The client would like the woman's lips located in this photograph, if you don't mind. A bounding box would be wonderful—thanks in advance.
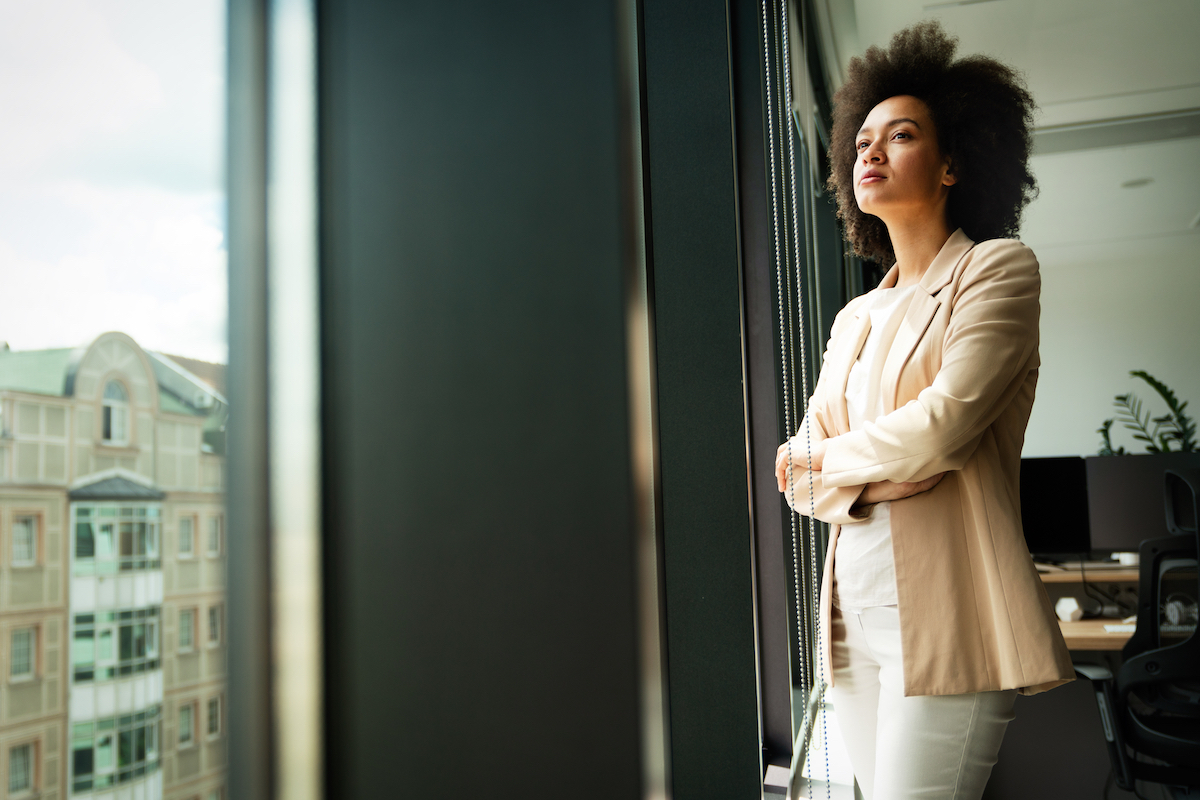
[859,174,885,185]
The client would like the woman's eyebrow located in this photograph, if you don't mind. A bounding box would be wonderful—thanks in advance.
[857,117,923,136]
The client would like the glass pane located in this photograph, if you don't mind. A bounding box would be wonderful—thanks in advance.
[119,626,133,661]
[73,630,95,666]
[76,522,96,559]
[9,745,30,792]
[118,730,132,767]
[74,746,95,778]
[97,524,114,558]
[3,4,227,794]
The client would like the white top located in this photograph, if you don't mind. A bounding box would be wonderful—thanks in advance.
[833,285,916,611]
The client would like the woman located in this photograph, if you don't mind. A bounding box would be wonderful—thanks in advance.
[774,21,1073,800]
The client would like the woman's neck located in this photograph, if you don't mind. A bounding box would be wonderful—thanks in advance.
[887,216,955,288]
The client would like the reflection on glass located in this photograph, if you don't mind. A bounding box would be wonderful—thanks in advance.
[0,1,228,798]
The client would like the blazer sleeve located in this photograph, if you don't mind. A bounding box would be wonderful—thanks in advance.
[820,240,1040,488]
[783,299,870,525]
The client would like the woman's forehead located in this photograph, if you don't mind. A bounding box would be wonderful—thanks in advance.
[858,95,933,133]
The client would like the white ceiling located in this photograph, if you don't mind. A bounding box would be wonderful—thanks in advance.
[819,0,1200,267]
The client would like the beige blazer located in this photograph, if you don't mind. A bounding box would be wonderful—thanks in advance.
[785,229,1074,697]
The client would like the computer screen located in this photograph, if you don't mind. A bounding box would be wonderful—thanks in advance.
[1086,453,1200,552]
[1020,456,1090,559]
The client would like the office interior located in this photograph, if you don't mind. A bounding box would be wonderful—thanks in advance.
[218,0,1200,799]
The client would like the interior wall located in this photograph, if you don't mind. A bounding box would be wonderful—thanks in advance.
[1023,242,1200,458]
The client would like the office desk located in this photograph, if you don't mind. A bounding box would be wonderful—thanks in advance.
[1058,618,1132,650]
[1039,566,1138,651]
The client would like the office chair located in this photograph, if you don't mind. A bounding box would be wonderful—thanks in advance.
[1077,467,1200,799]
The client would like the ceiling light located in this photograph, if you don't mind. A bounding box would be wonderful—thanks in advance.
[1120,178,1154,189]
[922,0,1004,9]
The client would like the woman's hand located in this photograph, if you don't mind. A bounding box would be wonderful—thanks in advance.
[854,472,947,507]
[775,437,827,492]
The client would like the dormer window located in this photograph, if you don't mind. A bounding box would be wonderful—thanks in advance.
[102,381,129,444]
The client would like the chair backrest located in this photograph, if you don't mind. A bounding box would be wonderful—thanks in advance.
[1115,468,1200,769]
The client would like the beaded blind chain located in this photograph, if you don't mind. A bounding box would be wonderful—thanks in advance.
[763,0,830,795]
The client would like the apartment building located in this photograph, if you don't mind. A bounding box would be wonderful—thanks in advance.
[0,332,225,800]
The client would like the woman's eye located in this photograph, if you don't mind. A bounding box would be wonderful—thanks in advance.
[856,141,869,150]
[893,131,910,140]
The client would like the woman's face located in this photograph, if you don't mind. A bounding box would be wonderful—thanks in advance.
[852,95,956,223]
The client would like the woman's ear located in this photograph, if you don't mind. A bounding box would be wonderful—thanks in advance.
[942,156,958,187]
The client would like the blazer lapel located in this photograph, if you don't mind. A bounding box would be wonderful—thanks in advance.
[822,304,873,435]
[879,229,976,413]
[880,291,940,413]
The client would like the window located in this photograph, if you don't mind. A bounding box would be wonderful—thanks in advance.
[179,609,195,653]
[11,628,35,680]
[178,515,195,557]
[71,706,161,793]
[9,743,32,794]
[12,516,37,566]
[207,605,221,647]
[206,515,222,556]
[102,381,129,444]
[179,703,195,746]
[72,609,160,682]
[73,505,161,574]
[206,696,221,738]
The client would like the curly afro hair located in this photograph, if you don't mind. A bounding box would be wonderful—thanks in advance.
[827,20,1037,267]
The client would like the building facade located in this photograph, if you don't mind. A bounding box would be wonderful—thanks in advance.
[0,333,225,800]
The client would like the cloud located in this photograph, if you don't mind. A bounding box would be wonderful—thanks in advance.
[0,0,227,363]
[0,185,228,363]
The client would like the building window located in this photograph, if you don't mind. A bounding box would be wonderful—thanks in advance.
[207,605,221,647]
[72,609,160,683]
[9,742,33,794]
[71,706,161,793]
[178,515,195,557]
[179,703,195,747]
[74,505,161,574]
[207,696,221,738]
[102,381,130,444]
[179,609,195,653]
[12,515,37,567]
[206,515,222,556]
[10,628,35,681]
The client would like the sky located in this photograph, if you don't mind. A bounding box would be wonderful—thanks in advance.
[0,0,228,363]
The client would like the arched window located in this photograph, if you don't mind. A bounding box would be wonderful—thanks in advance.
[102,381,129,444]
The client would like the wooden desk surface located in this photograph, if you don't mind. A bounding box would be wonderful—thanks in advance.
[1059,618,1132,651]
[1038,568,1140,584]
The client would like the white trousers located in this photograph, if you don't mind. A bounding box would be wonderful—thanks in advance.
[826,605,1017,800]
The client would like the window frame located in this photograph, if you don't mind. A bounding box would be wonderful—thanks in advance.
[11,513,40,568]
[178,514,196,559]
[101,380,131,446]
[178,702,196,748]
[206,695,222,739]
[206,604,222,648]
[206,514,223,558]
[7,740,37,797]
[179,608,196,653]
[72,504,162,574]
[71,609,160,683]
[10,626,37,682]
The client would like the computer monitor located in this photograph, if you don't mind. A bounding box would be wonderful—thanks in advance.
[1085,452,1200,552]
[1020,456,1091,559]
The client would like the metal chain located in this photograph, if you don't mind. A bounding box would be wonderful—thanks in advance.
[779,0,830,795]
